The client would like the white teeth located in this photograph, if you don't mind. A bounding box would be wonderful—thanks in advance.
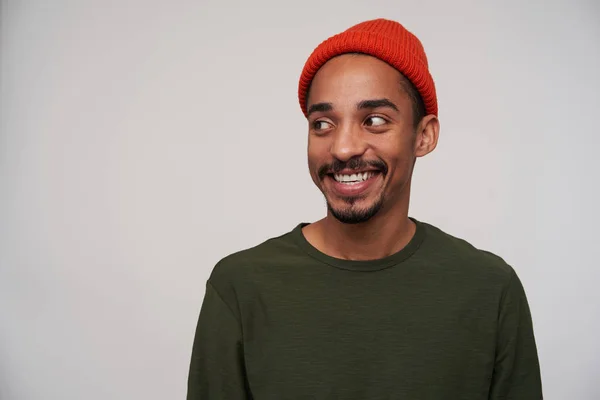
[333,172,375,183]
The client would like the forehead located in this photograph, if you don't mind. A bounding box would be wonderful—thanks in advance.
[307,54,408,108]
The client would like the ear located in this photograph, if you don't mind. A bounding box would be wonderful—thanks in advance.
[414,114,440,158]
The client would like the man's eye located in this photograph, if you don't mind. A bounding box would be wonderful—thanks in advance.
[365,116,387,127]
[313,121,333,130]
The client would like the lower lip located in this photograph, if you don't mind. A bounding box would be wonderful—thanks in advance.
[327,173,381,197]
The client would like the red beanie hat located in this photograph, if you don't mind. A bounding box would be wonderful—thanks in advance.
[298,18,437,117]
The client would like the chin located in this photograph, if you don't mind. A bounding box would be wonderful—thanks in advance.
[327,196,385,224]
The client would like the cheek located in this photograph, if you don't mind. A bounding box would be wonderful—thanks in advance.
[375,137,415,177]
[306,146,323,185]
[307,137,328,170]
[389,152,416,182]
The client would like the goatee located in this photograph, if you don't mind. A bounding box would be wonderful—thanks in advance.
[326,194,385,224]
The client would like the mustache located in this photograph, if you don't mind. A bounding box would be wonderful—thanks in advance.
[318,158,388,180]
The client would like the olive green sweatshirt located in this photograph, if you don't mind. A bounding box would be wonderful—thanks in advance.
[187,219,542,399]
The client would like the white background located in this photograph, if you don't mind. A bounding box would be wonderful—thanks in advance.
[1,0,599,399]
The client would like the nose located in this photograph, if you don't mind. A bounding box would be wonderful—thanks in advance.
[329,123,368,162]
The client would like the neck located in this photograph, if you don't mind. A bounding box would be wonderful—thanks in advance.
[305,200,416,261]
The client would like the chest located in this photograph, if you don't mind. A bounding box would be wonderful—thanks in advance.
[240,272,499,399]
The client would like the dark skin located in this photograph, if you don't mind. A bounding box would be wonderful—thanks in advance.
[302,54,440,261]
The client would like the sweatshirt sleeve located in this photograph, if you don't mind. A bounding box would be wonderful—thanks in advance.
[187,281,251,400]
[489,270,543,399]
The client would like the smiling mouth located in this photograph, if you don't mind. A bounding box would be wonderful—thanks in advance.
[330,171,380,184]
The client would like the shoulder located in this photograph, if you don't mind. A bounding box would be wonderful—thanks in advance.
[418,220,517,284]
[207,225,301,292]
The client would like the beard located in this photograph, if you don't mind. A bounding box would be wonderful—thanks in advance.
[325,192,385,224]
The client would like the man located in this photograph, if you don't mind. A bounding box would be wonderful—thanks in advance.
[187,18,543,399]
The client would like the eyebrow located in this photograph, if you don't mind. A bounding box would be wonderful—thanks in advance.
[307,102,333,117]
[357,98,399,111]
[306,98,399,117]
